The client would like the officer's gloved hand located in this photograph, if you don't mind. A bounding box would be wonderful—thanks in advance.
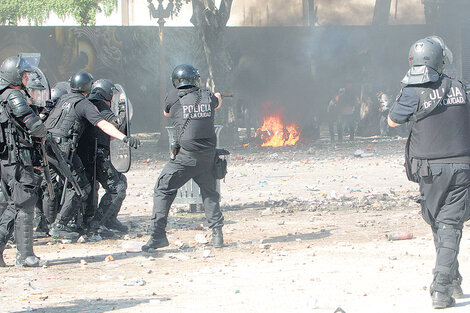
[123,136,141,149]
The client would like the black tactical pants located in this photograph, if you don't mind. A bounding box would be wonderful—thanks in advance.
[48,142,91,225]
[85,148,127,223]
[418,163,470,295]
[35,169,63,227]
[150,148,223,237]
[0,159,41,259]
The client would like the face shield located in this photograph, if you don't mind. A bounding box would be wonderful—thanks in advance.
[16,53,50,107]
[25,68,50,107]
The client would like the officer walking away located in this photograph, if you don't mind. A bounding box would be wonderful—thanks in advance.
[142,64,224,251]
[79,79,129,235]
[0,56,48,267]
[388,37,470,309]
[45,71,140,240]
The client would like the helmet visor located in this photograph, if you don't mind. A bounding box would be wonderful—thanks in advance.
[25,67,50,107]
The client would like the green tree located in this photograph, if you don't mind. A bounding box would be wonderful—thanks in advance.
[0,0,118,26]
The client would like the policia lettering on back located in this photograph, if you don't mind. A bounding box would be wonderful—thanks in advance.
[170,89,202,160]
[404,77,451,182]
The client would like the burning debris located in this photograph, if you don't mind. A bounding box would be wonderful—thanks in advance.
[251,113,301,147]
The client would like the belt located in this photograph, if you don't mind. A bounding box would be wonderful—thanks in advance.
[427,156,470,164]
[50,135,70,144]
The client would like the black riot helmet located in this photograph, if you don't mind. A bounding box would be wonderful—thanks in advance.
[69,71,94,94]
[91,79,116,101]
[0,56,27,87]
[408,38,444,74]
[50,85,69,105]
[171,64,200,89]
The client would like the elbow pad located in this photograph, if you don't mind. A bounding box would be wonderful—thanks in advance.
[7,90,32,117]
[25,115,46,138]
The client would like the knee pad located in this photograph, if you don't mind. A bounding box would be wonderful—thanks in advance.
[115,179,127,201]
[436,223,462,253]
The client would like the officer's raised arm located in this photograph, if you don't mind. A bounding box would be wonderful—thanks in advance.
[214,92,222,109]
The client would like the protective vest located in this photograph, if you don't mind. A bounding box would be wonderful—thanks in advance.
[410,77,470,159]
[0,89,35,163]
[45,93,85,139]
[170,88,216,141]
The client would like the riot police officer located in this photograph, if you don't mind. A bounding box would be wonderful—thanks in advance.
[388,37,470,308]
[78,79,128,235]
[34,82,69,235]
[0,56,48,267]
[142,64,224,251]
[45,71,140,239]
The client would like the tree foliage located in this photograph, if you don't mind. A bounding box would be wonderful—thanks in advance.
[0,0,118,26]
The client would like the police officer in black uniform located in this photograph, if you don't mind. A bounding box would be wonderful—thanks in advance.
[388,37,470,309]
[46,71,140,239]
[34,83,69,235]
[142,64,224,251]
[0,56,48,267]
[78,79,128,235]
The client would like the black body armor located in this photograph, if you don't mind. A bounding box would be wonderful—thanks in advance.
[46,93,85,139]
[0,89,43,165]
[170,89,216,142]
[410,77,470,159]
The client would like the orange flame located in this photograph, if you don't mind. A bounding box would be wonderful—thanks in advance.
[255,114,301,147]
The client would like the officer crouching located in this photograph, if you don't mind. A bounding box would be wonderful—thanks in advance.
[142,64,224,251]
[388,37,470,309]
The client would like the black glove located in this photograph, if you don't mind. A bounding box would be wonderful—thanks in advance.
[123,136,141,149]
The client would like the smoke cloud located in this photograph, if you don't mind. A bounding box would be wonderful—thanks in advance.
[228,0,425,26]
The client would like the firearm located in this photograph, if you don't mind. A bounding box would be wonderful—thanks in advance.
[39,140,55,200]
[45,134,85,202]
[58,125,83,206]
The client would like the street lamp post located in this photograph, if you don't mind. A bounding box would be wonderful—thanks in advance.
[148,0,174,147]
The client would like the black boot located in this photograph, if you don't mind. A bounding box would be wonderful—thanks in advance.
[452,279,464,299]
[89,220,114,238]
[15,210,47,267]
[432,291,455,309]
[211,227,224,248]
[142,235,169,252]
[105,216,128,233]
[50,221,80,240]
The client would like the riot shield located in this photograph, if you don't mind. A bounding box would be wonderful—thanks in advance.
[110,84,132,173]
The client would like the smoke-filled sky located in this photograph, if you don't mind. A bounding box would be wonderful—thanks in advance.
[156,0,426,27]
[43,0,426,27]
[228,0,426,26]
